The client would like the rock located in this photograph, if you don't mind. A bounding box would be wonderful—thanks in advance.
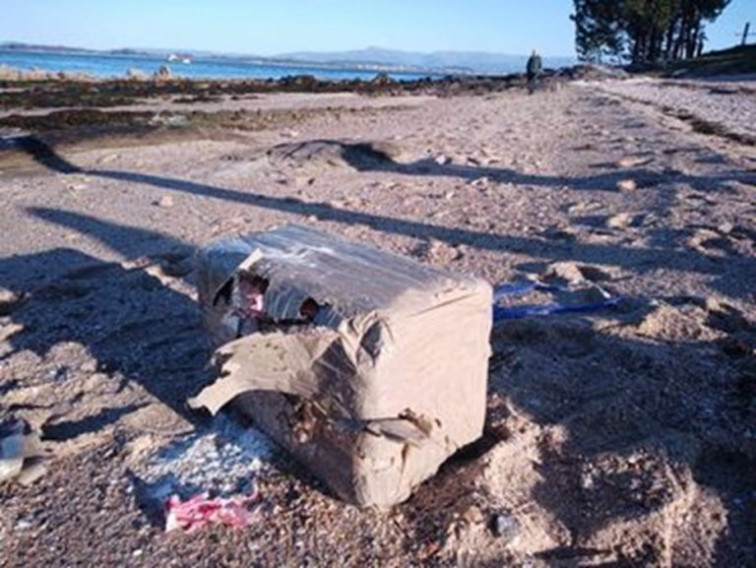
[126,68,147,80]
[607,212,633,229]
[294,176,316,188]
[156,195,175,208]
[435,155,451,166]
[470,176,489,187]
[616,179,637,192]
[0,288,22,316]
[545,261,586,284]
[616,156,652,169]
[461,505,485,525]
[717,222,734,235]
[490,511,519,542]
[154,65,172,80]
[370,72,396,86]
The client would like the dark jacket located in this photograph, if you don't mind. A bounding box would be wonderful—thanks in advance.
[526,54,542,77]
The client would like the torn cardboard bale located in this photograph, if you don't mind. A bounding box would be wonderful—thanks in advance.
[190,225,492,508]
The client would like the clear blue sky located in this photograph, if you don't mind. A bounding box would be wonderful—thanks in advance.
[1,0,752,56]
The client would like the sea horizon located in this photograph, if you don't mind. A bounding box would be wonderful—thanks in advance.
[0,48,467,82]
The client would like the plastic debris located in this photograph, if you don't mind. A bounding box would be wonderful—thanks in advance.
[165,488,260,533]
[0,419,46,485]
[132,413,272,516]
[492,281,623,321]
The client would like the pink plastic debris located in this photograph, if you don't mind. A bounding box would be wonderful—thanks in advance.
[235,274,267,320]
[164,489,259,533]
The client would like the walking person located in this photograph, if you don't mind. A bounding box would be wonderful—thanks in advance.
[526,49,542,95]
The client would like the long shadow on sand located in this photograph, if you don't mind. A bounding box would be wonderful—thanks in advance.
[0,212,210,424]
[11,135,752,298]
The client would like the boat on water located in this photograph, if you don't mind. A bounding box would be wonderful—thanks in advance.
[167,53,192,64]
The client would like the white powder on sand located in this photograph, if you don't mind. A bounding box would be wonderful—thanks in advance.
[135,414,275,502]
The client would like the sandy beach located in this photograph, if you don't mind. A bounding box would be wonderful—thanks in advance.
[1,73,754,566]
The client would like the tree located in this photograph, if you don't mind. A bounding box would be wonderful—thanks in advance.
[571,0,625,63]
[571,0,731,64]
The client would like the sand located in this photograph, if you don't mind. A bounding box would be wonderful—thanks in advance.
[0,75,754,566]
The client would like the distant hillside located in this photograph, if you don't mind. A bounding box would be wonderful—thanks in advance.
[276,46,575,74]
[0,41,97,54]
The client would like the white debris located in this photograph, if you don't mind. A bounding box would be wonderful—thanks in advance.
[135,414,274,501]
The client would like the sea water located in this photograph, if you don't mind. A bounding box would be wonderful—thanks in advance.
[0,49,439,81]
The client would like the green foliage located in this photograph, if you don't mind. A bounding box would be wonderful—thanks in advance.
[571,0,732,64]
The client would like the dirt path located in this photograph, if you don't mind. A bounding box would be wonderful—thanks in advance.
[1,79,754,566]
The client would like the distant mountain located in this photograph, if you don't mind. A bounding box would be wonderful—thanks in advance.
[275,46,575,74]
[0,41,97,54]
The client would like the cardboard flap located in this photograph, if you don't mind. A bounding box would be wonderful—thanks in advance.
[189,327,343,414]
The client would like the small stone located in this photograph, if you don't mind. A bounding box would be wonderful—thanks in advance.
[470,176,489,187]
[294,176,315,187]
[607,213,633,229]
[156,195,175,208]
[0,288,22,316]
[616,156,651,169]
[717,222,734,235]
[435,155,450,165]
[15,519,33,531]
[444,190,456,201]
[461,505,485,524]
[616,179,637,192]
[132,549,143,558]
[490,512,519,543]
[546,261,586,284]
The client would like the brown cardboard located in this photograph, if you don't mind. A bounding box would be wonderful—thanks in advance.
[190,225,492,508]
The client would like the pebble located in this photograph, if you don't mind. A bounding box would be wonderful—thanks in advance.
[616,179,637,192]
[607,212,633,229]
[717,222,734,235]
[0,288,21,316]
[490,511,519,543]
[15,519,33,531]
[616,156,649,169]
[435,155,450,165]
[156,195,175,208]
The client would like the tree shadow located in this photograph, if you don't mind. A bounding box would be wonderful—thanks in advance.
[266,138,756,194]
[9,135,749,299]
[0,212,211,419]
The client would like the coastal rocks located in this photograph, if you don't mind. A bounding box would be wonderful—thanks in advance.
[154,65,172,80]
[126,68,148,80]
[370,72,396,87]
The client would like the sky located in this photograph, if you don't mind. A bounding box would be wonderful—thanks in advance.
[0,0,752,57]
